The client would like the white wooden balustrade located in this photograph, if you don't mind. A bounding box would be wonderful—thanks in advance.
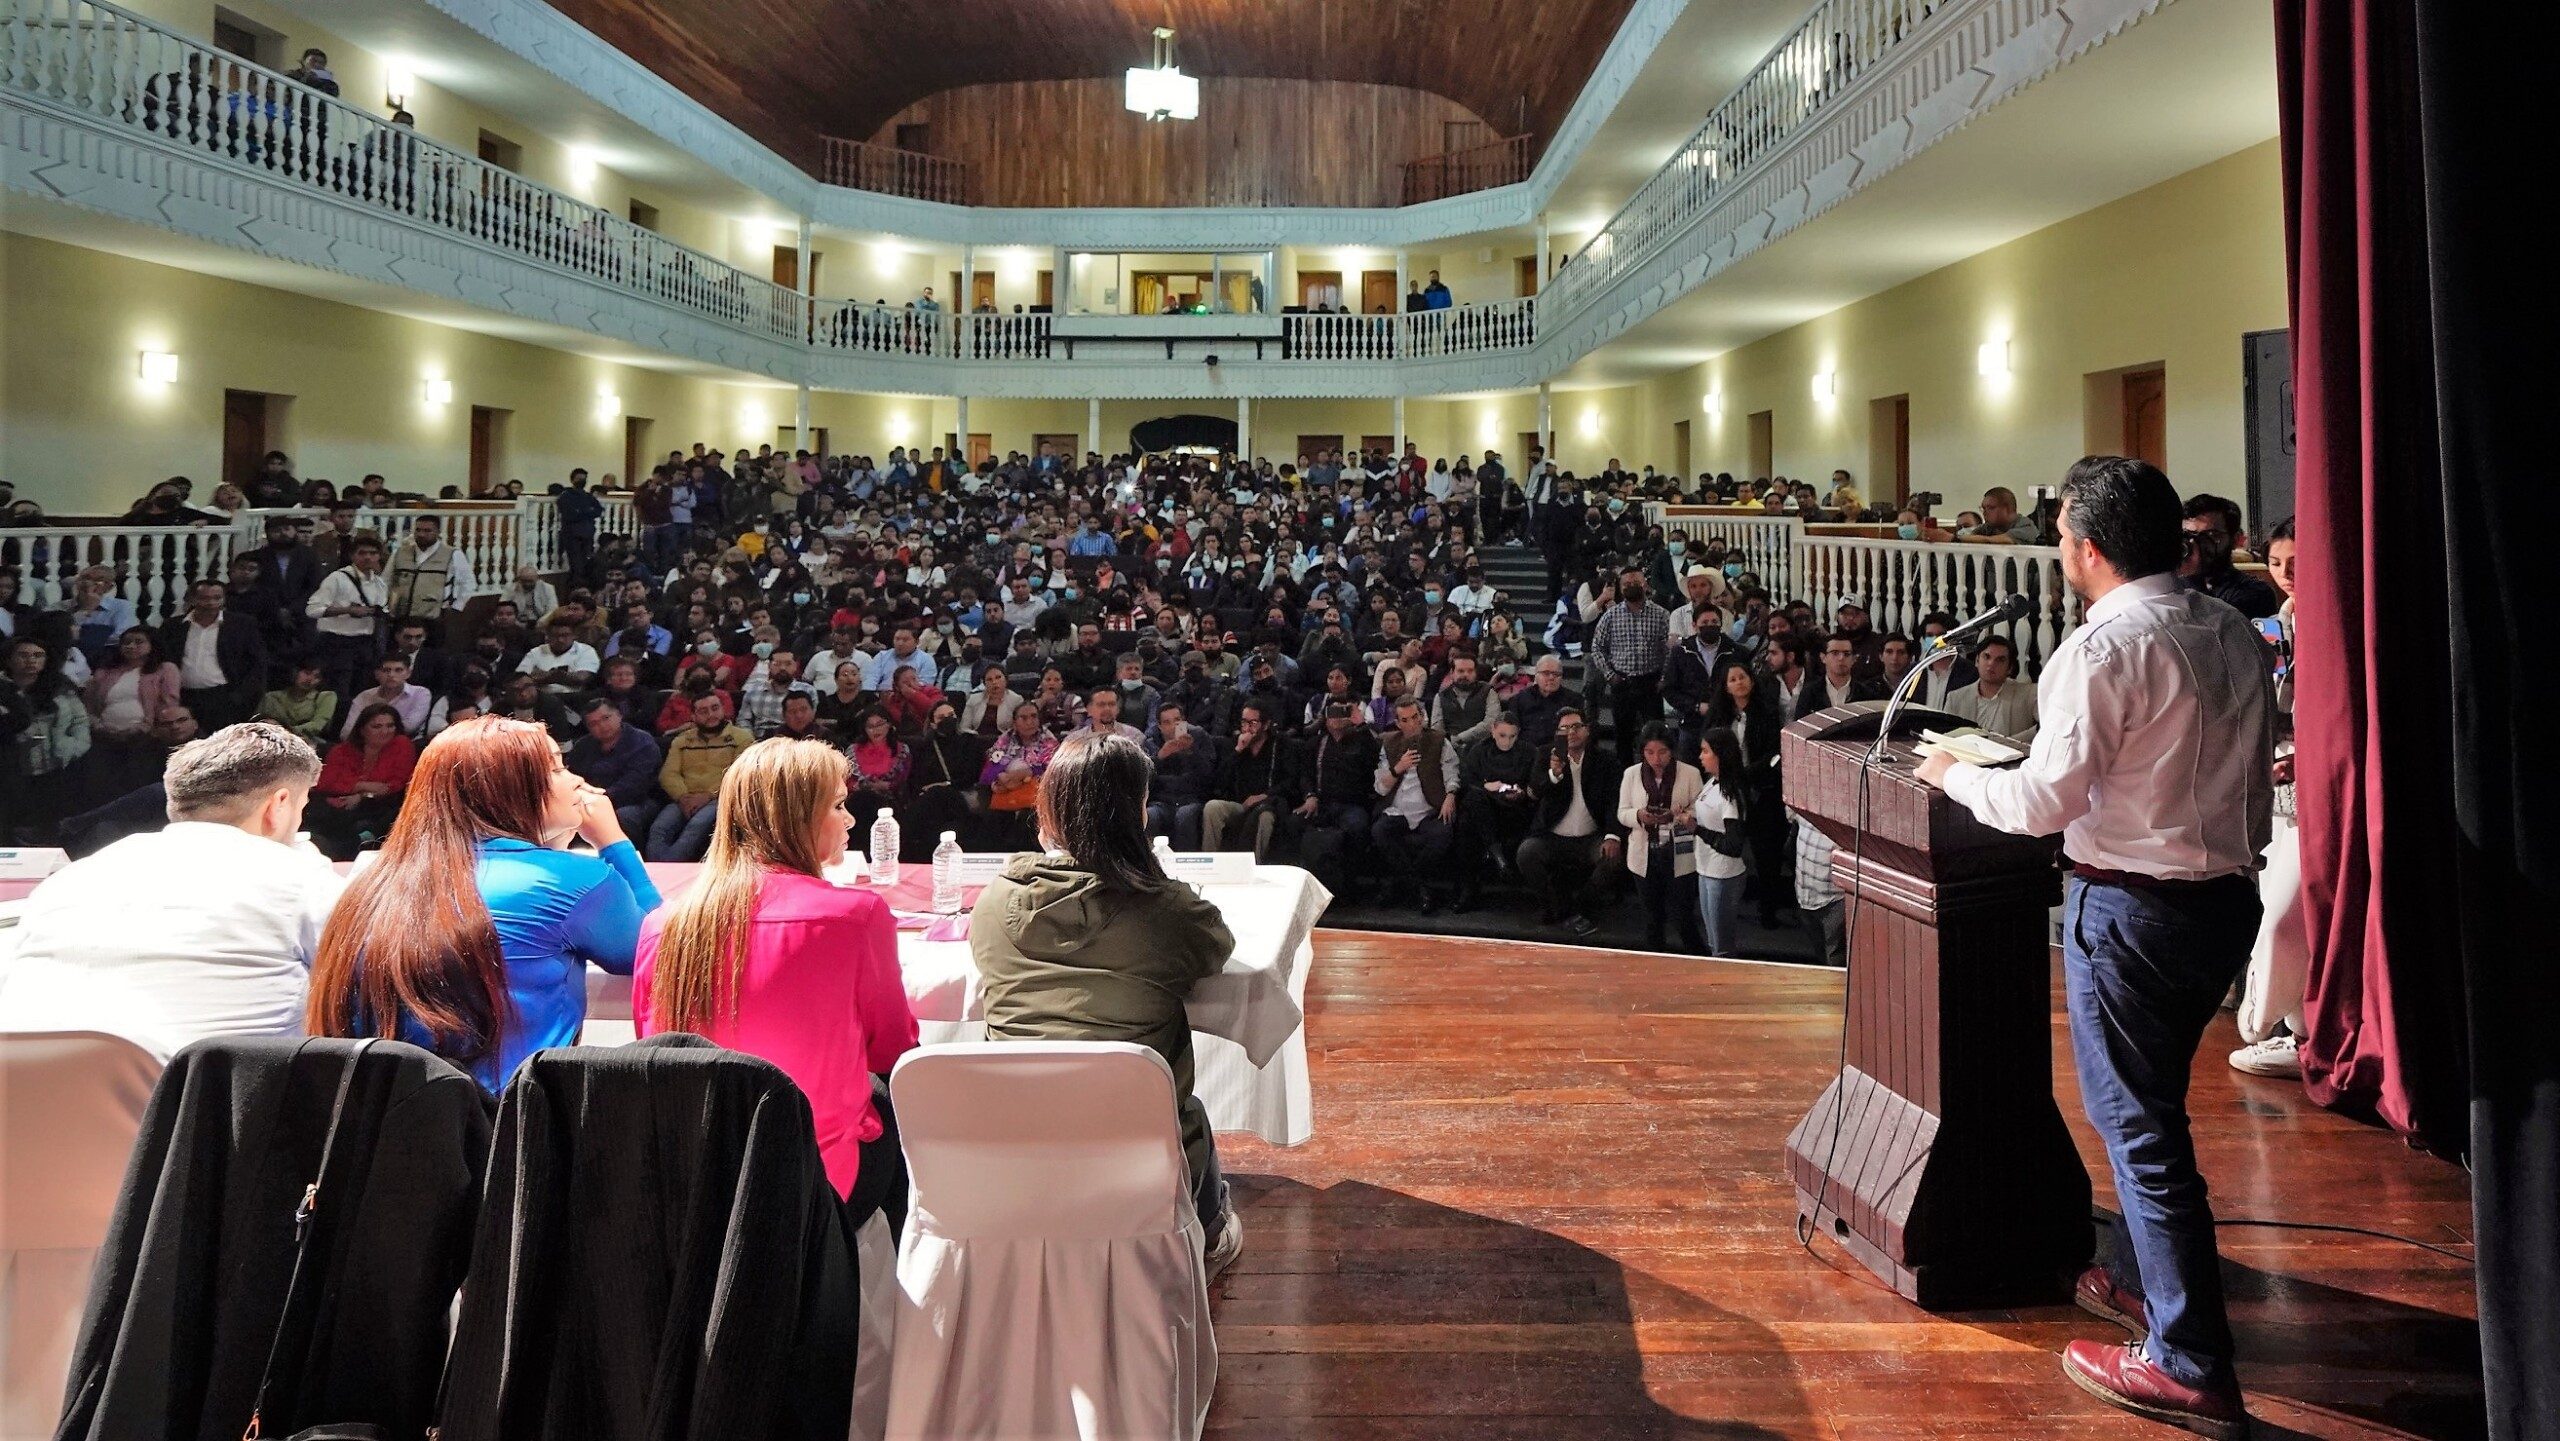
[1648,507,2088,676]
[0,0,804,345]
[1279,298,1538,362]
[1,495,644,627]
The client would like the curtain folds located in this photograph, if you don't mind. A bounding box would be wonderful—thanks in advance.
[2275,2,2556,1436]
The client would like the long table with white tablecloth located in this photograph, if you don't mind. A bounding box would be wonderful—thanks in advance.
[583,860,1329,1146]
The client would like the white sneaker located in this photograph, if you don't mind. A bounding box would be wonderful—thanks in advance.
[1203,1209,1245,1284]
[2228,1033,2301,1078]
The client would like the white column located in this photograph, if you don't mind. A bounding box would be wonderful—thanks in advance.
[1395,249,1409,308]
[794,382,811,453]
[1537,382,1553,457]
[955,396,971,461]
[1051,245,1069,308]
[796,218,815,354]
[959,243,974,306]
[1237,397,1253,463]
[1087,398,1102,458]
[1535,216,1551,293]
[1393,395,1407,458]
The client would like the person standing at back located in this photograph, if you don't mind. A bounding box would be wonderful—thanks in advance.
[970,732,1245,1280]
[1917,455,2274,1439]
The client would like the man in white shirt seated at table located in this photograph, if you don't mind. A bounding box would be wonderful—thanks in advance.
[1940,634,2041,743]
[0,722,342,1059]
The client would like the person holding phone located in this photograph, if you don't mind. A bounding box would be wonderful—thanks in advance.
[1517,709,1623,937]
[304,531,389,701]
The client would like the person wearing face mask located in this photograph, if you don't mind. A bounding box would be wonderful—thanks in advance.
[1587,568,1672,753]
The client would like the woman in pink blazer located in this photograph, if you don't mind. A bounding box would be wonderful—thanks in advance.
[635,737,919,1223]
[82,625,188,802]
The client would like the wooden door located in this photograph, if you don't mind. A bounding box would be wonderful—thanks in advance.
[1361,270,1397,315]
[772,245,799,290]
[1359,435,1395,463]
[1672,419,1691,482]
[970,271,996,311]
[1033,432,1080,464]
[2121,368,2167,466]
[1869,394,1911,505]
[1521,430,1545,464]
[222,390,269,495]
[966,433,992,467]
[469,406,506,496]
[1297,270,1343,310]
[1748,410,1774,482]
[1297,434,1344,464]
[1036,269,1054,309]
[1516,255,1539,297]
[624,416,652,484]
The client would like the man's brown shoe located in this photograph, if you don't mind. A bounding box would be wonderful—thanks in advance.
[2074,1264,2149,1333]
[2063,1340,2249,1439]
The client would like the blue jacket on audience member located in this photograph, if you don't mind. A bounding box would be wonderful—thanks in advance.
[389,837,661,1092]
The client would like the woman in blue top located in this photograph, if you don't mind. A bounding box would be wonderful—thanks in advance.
[309,714,662,1092]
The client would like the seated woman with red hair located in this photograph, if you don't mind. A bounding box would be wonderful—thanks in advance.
[307,714,662,1092]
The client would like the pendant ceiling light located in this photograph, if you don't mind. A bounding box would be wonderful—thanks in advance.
[1124,26,1198,121]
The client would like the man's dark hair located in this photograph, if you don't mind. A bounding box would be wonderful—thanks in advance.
[1976,635,2017,664]
[2059,455,2183,579]
[1239,697,1280,726]
[2180,492,2245,537]
[579,695,622,717]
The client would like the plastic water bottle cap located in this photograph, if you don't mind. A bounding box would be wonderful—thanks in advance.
[941,831,957,842]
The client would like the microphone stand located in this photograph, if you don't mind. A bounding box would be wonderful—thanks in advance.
[1867,641,1972,769]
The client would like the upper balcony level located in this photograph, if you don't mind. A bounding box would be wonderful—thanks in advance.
[2,0,2184,398]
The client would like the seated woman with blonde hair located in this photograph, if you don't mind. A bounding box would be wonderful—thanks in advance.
[635,738,918,1220]
[307,714,660,1093]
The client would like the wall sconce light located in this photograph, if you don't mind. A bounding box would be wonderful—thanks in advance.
[595,392,621,424]
[886,412,915,444]
[384,67,413,110]
[1578,407,1601,438]
[1978,339,2011,377]
[422,377,453,405]
[567,145,599,187]
[1810,369,1836,402]
[138,350,179,385]
[1701,390,1722,417]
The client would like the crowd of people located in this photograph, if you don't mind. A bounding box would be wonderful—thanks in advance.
[5,434,2282,962]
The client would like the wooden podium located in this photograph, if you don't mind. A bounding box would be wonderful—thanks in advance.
[1779,701,2090,1307]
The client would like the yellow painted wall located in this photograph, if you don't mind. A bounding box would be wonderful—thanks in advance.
[1,234,798,510]
[1642,140,2287,508]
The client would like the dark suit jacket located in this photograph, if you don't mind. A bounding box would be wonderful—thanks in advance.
[1533,745,1625,838]
[242,542,322,605]
[57,1038,489,1441]
[157,610,267,707]
[1791,674,1886,721]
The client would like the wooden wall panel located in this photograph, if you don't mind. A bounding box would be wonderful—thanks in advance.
[870,79,1498,209]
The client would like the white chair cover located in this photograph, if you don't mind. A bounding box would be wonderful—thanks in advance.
[883,1042,1215,1441]
[0,1031,161,1441]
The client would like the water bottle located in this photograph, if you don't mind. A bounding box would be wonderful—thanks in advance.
[932,831,964,914]
[869,810,900,886]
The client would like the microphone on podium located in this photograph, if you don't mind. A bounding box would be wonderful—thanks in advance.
[1926,593,2032,654]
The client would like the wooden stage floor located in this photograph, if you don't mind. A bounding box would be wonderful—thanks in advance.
[1209,932,2482,1440]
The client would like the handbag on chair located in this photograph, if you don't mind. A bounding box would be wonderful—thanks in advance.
[240,1042,387,1441]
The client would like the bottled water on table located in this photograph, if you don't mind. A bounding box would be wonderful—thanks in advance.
[932,832,964,914]
[869,812,900,886]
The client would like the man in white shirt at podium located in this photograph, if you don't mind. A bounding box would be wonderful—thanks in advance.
[1917,456,2274,1439]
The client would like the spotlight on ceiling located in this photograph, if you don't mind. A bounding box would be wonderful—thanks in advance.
[1125,27,1198,121]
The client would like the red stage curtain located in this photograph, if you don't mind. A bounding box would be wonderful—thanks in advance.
[2277,2,2556,1434]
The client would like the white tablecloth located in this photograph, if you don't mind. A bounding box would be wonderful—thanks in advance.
[583,865,1329,1146]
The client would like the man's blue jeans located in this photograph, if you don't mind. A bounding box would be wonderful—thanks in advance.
[2066,873,2261,1389]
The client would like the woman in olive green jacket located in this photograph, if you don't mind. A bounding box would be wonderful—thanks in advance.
[970,730,1244,1277]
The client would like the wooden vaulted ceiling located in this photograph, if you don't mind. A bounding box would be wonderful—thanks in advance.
[547,0,1641,173]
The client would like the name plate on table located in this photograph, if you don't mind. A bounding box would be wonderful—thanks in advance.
[1163,851,1254,885]
[0,849,69,880]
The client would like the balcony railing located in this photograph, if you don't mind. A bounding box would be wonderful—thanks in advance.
[1546,0,1954,316]
[0,495,640,626]
[1647,506,2087,677]
[1280,296,1538,361]
[822,137,971,205]
[1,0,806,344]
[1400,132,1535,205]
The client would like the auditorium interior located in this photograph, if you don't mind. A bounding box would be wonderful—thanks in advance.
[1,0,2549,1438]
